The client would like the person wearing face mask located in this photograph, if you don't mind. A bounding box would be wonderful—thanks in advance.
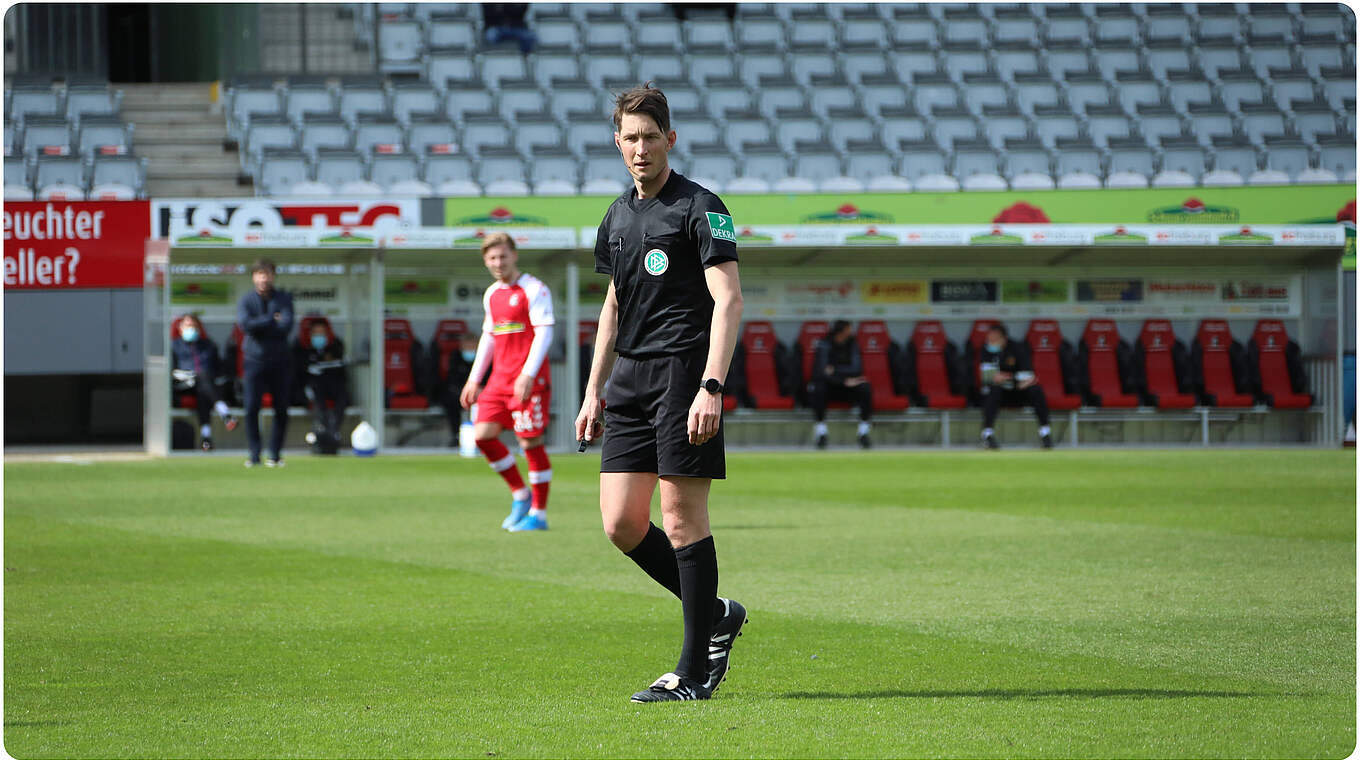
[808,319,874,449]
[171,313,238,452]
[299,322,349,452]
[435,334,477,448]
[979,323,1053,449]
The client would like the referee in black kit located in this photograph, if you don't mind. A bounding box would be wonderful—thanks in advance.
[575,83,747,703]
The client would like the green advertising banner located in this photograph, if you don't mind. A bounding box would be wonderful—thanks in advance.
[443,184,1355,229]
[385,278,449,305]
[1002,280,1068,303]
[170,281,231,305]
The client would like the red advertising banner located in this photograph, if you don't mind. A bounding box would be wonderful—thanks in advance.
[2,201,150,289]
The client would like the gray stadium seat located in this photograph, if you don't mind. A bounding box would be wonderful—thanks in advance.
[844,138,894,181]
[736,15,785,50]
[890,50,941,83]
[1200,166,1245,187]
[1317,134,1357,179]
[1115,73,1163,114]
[789,12,835,48]
[932,108,979,152]
[1001,137,1053,179]
[1065,76,1112,116]
[258,149,309,196]
[427,53,478,88]
[1045,15,1092,46]
[1143,6,1192,45]
[428,17,476,51]
[90,155,144,195]
[1247,44,1294,79]
[378,19,423,74]
[724,112,774,153]
[534,16,581,52]
[229,86,282,139]
[1094,47,1140,81]
[1210,136,1260,178]
[405,118,456,156]
[1220,73,1266,113]
[314,149,365,187]
[789,140,838,182]
[244,118,297,168]
[1187,103,1235,147]
[1197,45,1242,79]
[1240,104,1286,146]
[335,178,385,197]
[75,116,130,158]
[828,117,875,153]
[897,140,952,183]
[299,115,351,160]
[529,144,579,186]
[688,144,739,185]
[1135,104,1184,148]
[585,17,632,52]
[860,74,909,117]
[285,85,336,126]
[496,82,543,123]
[391,83,440,125]
[1270,76,1318,113]
[1082,105,1129,149]
[962,75,1009,114]
[912,76,961,114]
[1261,135,1311,179]
[1158,136,1207,181]
[481,52,528,90]
[5,156,28,188]
[1045,45,1090,79]
[64,85,121,123]
[353,115,404,155]
[1168,79,1212,114]
[995,12,1040,47]
[943,50,989,82]
[842,15,888,49]
[461,115,509,158]
[423,150,474,186]
[513,117,563,157]
[21,117,71,158]
[888,12,938,47]
[34,154,83,188]
[1058,170,1103,189]
[1057,136,1105,178]
[703,78,752,120]
[677,113,722,147]
[949,138,997,179]
[9,87,61,124]
[585,53,631,88]
[726,176,773,194]
[370,153,420,188]
[1015,76,1060,115]
[339,86,389,125]
[880,108,928,151]
[810,76,857,117]
[791,50,837,86]
[1291,102,1341,145]
[755,78,806,118]
[984,114,1029,151]
[1321,72,1354,112]
[685,15,736,52]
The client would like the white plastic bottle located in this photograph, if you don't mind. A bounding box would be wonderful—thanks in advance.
[351,420,379,457]
[459,405,478,458]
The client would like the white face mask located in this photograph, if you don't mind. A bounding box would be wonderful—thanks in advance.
[181,327,199,343]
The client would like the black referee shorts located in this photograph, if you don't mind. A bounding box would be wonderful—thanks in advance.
[601,350,725,480]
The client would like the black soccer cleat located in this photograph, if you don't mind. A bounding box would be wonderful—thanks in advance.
[705,597,747,694]
[983,433,1000,450]
[858,433,871,449]
[1041,433,1054,449]
[815,433,828,449]
[630,672,711,703]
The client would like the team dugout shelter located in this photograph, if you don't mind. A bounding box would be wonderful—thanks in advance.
[142,188,1352,455]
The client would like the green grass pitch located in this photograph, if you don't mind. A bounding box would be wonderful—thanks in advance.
[4,449,1355,758]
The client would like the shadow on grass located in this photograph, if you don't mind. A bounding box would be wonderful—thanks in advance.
[781,688,1273,701]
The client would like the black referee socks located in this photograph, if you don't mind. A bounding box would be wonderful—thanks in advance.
[624,523,725,619]
[674,535,719,682]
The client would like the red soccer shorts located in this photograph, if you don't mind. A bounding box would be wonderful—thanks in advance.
[476,376,551,438]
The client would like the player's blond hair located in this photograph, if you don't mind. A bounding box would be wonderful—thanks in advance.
[480,231,517,256]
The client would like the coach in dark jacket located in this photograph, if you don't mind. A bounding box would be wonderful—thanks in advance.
[237,258,294,466]
[809,320,874,449]
[979,323,1052,450]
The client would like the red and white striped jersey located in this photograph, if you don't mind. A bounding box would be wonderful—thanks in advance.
[482,272,554,385]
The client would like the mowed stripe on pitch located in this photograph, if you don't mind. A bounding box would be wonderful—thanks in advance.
[4,514,1351,758]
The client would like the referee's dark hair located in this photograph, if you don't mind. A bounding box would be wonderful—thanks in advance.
[613,81,670,134]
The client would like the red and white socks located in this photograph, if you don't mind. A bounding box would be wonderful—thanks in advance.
[524,444,551,517]
[477,438,529,502]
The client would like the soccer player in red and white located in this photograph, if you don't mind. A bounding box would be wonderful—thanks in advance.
[460,232,555,531]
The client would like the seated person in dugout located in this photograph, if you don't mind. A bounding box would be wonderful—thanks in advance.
[979,323,1053,450]
[300,321,350,449]
[809,319,873,449]
[436,332,476,448]
[171,314,238,451]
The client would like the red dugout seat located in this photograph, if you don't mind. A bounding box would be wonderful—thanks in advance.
[1193,320,1254,407]
[384,318,429,409]
[1136,320,1195,409]
[738,321,795,409]
[1249,320,1313,409]
[1025,320,1082,410]
[1080,319,1140,408]
[795,321,839,407]
[431,318,470,384]
[856,321,910,410]
[908,321,967,409]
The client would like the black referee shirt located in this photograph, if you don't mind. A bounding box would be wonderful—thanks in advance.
[593,171,739,358]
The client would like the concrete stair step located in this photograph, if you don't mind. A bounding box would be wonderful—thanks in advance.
[130,123,227,141]
[120,84,215,108]
[146,177,254,198]
[146,152,240,170]
[122,107,218,124]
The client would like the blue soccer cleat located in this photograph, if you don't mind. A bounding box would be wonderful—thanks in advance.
[508,511,548,532]
[502,497,531,530]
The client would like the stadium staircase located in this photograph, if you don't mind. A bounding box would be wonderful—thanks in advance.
[122,83,250,197]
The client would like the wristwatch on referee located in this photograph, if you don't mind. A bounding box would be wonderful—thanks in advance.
[702,378,726,395]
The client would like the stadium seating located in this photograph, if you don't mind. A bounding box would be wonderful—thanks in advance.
[1078,319,1141,408]
[907,321,967,409]
[215,2,1356,195]
[1024,320,1083,410]
[736,321,795,410]
[856,321,910,411]
[1192,319,1256,408]
[4,78,145,198]
[1247,319,1314,409]
[383,318,430,409]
